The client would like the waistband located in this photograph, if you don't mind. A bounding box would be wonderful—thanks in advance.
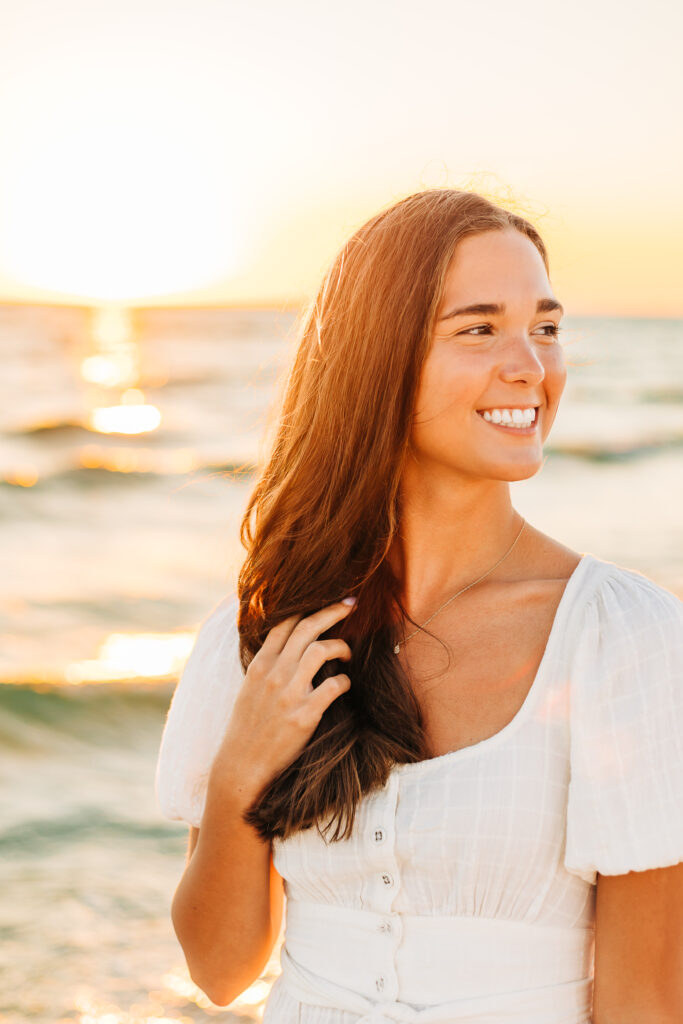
[279,900,594,1023]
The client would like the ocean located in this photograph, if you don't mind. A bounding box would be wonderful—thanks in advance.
[2,304,682,1022]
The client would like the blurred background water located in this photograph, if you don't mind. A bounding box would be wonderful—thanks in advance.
[2,304,682,1023]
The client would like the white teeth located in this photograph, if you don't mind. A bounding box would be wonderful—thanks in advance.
[480,407,536,429]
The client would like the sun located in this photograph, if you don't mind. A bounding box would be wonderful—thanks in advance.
[1,109,241,302]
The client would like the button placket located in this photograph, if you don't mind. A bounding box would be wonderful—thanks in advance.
[368,771,401,911]
[364,771,402,1004]
[360,770,403,999]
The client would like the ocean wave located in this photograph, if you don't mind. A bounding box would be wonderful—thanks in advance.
[2,439,682,489]
[545,435,683,461]
[0,809,172,854]
[10,420,88,439]
[0,681,174,752]
[0,458,256,488]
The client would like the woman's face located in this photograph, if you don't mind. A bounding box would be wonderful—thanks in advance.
[410,228,566,484]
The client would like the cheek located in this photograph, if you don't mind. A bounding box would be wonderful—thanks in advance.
[538,352,567,438]
[412,356,472,428]
[545,349,567,399]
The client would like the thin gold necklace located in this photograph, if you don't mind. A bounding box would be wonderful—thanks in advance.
[393,516,527,655]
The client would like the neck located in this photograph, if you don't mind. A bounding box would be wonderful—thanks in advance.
[387,474,525,624]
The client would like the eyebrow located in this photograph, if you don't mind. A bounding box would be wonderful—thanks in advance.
[438,298,564,320]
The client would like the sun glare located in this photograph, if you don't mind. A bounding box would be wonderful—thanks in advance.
[81,307,140,387]
[65,631,196,685]
[87,369,162,434]
[89,399,161,436]
[1,109,240,302]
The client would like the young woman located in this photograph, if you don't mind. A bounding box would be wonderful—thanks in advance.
[155,188,683,1023]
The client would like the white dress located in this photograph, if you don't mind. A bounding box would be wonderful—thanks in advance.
[155,553,683,1024]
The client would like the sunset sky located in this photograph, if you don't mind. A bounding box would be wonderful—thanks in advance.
[0,0,681,316]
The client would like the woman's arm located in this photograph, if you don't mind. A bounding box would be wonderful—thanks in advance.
[593,862,683,1023]
[171,767,284,1007]
[169,597,356,1007]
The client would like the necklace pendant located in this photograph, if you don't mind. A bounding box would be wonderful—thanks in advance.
[393,643,400,654]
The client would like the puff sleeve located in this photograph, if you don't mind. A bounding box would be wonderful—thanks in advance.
[564,566,683,884]
[154,593,244,828]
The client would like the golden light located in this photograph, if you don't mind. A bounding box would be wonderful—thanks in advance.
[122,388,146,405]
[78,445,197,474]
[4,466,39,487]
[90,307,135,348]
[81,354,138,388]
[1,105,240,302]
[230,978,271,1007]
[72,987,186,1024]
[160,969,218,1010]
[161,966,270,1017]
[65,631,196,685]
[81,307,140,388]
[88,388,161,435]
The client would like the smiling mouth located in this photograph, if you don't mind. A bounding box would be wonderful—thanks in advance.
[475,407,540,431]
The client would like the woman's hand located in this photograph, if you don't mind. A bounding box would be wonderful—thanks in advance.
[209,598,356,806]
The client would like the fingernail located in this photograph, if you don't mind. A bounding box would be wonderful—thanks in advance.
[341,596,357,606]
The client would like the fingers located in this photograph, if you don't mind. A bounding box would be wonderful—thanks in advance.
[257,598,357,664]
[280,601,356,667]
[225,600,357,790]
[306,673,352,720]
[289,637,353,690]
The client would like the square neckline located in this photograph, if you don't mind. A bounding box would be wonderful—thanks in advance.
[392,552,596,776]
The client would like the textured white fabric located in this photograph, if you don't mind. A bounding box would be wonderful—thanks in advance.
[155,592,242,828]
[154,553,683,1023]
[274,900,594,1022]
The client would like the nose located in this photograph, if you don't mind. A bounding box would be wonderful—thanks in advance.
[498,331,546,386]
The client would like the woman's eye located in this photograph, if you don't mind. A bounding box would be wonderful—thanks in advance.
[458,324,492,336]
[456,323,562,339]
[536,324,562,338]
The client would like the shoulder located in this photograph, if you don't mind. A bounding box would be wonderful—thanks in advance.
[521,530,681,628]
[192,592,241,651]
[154,591,244,827]
[564,554,683,742]
[576,555,682,652]
[564,557,683,881]
[171,590,244,709]
[166,592,243,703]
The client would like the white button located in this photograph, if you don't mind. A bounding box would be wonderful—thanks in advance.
[376,976,385,991]
[373,827,386,844]
[377,920,392,934]
[381,872,394,887]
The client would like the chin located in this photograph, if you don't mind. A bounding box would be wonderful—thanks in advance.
[484,458,544,483]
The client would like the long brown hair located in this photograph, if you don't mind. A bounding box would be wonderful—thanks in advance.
[236,187,549,842]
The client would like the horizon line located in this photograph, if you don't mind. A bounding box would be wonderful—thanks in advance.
[0,296,681,321]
